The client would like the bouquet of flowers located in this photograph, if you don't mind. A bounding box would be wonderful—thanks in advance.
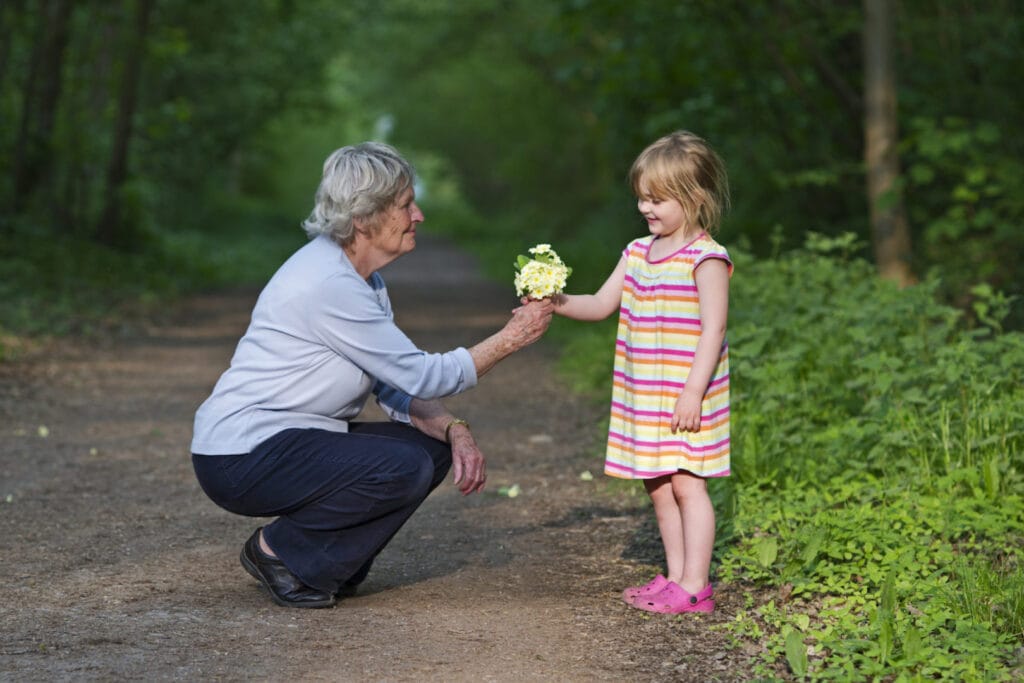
[514,243,572,299]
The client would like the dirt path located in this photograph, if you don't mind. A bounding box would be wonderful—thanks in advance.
[0,237,754,681]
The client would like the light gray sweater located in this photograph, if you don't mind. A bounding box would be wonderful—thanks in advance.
[190,235,477,455]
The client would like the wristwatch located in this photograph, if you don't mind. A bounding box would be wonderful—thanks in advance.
[444,418,470,443]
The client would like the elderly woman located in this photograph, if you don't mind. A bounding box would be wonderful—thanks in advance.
[191,142,553,608]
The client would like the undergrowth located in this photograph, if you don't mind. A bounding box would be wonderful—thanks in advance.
[0,196,302,359]
[554,232,1024,680]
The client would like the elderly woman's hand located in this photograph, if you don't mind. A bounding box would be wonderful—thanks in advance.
[468,298,554,378]
[504,298,554,349]
[450,428,486,495]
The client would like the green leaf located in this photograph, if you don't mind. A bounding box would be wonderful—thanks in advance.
[902,626,922,661]
[785,628,808,678]
[756,537,778,569]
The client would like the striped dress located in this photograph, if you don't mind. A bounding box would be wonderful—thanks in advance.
[605,233,733,479]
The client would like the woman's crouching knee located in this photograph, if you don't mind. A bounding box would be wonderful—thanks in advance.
[379,446,436,505]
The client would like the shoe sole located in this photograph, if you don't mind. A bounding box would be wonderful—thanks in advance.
[240,545,336,609]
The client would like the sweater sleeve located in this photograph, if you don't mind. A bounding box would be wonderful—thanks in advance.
[305,270,478,400]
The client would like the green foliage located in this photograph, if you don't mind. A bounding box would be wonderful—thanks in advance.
[722,241,1023,678]
[902,116,1024,324]
[0,194,302,359]
[333,0,1023,329]
[1,0,354,245]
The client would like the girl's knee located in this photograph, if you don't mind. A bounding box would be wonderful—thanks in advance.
[671,471,708,501]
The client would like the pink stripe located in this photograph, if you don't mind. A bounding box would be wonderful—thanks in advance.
[613,370,728,385]
[703,405,730,421]
[613,371,685,389]
[611,401,667,418]
[605,461,732,479]
[621,310,701,326]
[624,275,697,294]
[615,341,730,364]
[616,340,696,359]
[610,401,729,422]
[609,431,731,453]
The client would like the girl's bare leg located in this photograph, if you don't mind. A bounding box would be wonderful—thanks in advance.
[644,475,685,584]
[671,471,715,594]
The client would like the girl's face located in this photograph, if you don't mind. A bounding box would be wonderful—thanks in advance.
[637,193,688,240]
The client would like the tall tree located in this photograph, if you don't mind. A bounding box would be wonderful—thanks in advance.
[863,0,913,285]
[11,0,73,212]
[0,0,29,92]
[96,0,154,247]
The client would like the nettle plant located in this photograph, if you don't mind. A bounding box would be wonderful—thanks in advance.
[718,234,1024,679]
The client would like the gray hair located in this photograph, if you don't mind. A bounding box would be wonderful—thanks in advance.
[302,142,416,246]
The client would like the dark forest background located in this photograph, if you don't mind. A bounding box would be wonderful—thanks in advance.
[1,1,1021,339]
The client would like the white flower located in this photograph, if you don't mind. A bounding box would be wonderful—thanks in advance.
[513,244,572,299]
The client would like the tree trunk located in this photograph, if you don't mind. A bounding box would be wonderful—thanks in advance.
[11,0,73,213]
[96,0,155,247]
[0,0,30,93]
[863,0,914,286]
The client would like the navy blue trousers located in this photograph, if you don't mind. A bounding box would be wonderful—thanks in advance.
[192,423,451,594]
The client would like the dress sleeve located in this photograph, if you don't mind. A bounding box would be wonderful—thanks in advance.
[694,241,734,278]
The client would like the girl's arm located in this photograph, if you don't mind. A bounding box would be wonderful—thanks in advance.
[552,257,627,321]
[672,258,730,433]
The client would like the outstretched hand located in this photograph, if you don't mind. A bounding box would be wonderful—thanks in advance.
[467,298,555,379]
[505,298,554,349]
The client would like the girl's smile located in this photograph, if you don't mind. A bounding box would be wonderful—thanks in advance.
[638,195,689,243]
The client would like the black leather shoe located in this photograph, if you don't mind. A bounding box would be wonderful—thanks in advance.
[240,528,336,608]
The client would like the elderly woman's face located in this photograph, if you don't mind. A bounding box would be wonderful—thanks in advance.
[368,187,424,261]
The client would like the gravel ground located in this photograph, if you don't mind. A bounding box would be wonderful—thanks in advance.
[0,236,759,682]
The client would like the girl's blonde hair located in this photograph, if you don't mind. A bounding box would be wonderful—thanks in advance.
[629,131,730,234]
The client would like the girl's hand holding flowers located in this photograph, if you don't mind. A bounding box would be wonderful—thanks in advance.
[513,244,572,300]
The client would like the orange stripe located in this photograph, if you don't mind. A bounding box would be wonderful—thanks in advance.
[616,326,702,338]
[614,347,730,364]
[616,356,694,369]
[623,291,699,304]
[606,450,729,464]
[706,384,729,400]
[609,412,730,431]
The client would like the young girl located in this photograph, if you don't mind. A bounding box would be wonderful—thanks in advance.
[554,131,732,614]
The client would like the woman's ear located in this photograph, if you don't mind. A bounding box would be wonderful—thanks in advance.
[351,214,374,238]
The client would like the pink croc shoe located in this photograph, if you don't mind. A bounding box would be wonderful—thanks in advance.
[621,574,670,604]
[631,581,714,614]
